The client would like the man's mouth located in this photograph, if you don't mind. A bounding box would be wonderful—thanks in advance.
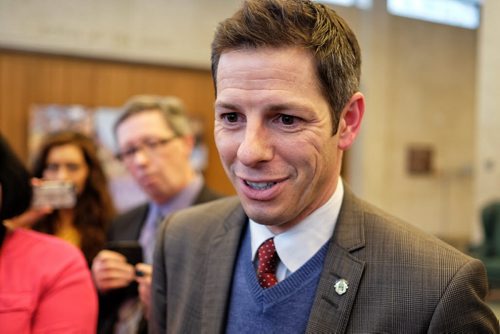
[244,180,278,190]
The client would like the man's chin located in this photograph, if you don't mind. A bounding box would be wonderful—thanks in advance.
[243,204,283,226]
[143,187,167,203]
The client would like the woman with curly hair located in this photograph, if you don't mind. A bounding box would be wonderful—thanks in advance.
[31,131,116,264]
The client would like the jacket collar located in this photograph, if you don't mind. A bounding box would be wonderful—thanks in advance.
[306,186,367,333]
[200,188,367,333]
[201,197,246,333]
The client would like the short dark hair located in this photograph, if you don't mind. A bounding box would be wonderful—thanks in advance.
[0,134,32,221]
[211,0,361,133]
[114,95,192,139]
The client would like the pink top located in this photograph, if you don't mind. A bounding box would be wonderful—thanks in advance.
[0,228,98,333]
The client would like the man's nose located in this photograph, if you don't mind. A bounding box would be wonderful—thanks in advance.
[236,123,274,166]
[131,148,150,166]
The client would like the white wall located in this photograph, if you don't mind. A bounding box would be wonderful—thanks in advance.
[338,2,477,245]
[474,0,500,242]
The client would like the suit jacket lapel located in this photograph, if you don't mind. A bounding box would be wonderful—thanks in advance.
[108,203,149,240]
[193,185,221,204]
[196,189,367,333]
[134,204,150,238]
[306,187,366,334]
[201,201,247,334]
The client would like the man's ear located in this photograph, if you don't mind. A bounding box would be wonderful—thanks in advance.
[337,92,365,150]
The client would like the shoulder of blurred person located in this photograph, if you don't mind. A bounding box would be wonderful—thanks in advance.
[194,184,222,205]
[1,218,98,333]
[107,184,222,241]
[108,202,150,240]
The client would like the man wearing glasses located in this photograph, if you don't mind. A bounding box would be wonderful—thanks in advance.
[92,95,220,334]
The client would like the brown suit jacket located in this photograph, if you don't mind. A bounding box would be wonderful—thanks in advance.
[152,188,499,333]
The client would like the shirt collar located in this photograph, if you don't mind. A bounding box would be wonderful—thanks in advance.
[250,178,344,273]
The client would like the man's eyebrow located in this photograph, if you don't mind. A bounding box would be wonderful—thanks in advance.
[267,103,314,116]
[267,103,300,112]
[214,101,315,115]
[214,101,239,111]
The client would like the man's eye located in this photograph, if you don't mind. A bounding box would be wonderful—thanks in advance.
[122,147,137,157]
[144,141,159,148]
[279,114,295,125]
[223,113,239,123]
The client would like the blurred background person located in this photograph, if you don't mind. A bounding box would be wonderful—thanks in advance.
[92,95,221,334]
[0,134,98,333]
[29,130,116,265]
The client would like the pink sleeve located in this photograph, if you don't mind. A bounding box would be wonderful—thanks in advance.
[32,250,98,334]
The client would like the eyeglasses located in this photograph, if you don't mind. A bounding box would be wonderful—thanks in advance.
[116,136,178,162]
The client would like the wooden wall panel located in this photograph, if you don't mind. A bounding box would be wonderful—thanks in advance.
[0,50,234,195]
[0,53,31,157]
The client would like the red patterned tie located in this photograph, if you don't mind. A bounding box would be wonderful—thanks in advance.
[257,238,280,288]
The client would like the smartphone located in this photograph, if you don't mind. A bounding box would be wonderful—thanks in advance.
[32,180,77,209]
[106,240,143,265]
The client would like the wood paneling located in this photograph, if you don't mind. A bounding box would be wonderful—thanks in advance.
[0,50,234,195]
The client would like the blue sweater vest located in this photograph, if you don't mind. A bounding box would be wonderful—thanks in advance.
[226,230,328,333]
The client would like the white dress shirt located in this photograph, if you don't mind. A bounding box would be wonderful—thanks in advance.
[250,179,344,281]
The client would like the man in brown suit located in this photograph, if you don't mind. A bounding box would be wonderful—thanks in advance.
[152,1,499,333]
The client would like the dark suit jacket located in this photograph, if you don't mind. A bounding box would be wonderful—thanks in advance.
[108,185,221,242]
[152,188,499,333]
[98,185,220,334]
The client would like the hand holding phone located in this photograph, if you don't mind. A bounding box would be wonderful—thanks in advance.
[91,249,136,292]
[105,240,143,265]
[31,180,76,209]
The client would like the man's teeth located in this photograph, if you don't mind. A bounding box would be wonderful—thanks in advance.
[245,181,276,190]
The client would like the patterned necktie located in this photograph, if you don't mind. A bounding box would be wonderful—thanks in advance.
[257,238,280,288]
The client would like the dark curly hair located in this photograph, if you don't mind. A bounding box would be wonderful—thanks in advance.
[31,131,115,264]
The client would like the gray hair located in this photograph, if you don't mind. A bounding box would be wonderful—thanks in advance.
[114,95,193,138]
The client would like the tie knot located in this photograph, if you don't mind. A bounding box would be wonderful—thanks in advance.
[257,238,279,288]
